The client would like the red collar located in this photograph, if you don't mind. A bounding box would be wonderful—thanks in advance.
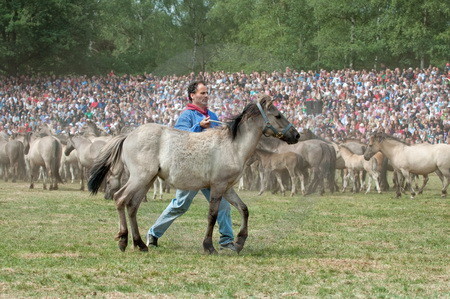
[186,103,209,117]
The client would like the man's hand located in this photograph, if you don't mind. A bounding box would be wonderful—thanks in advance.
[200,116,211,129]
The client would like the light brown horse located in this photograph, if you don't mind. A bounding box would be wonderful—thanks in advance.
[339,144,381,194]
[0,135,10,181]
[6,139,26,182]
[24,132,63,190]
[88,96,300,253]
[65,135,106,190]
[364,132,450,198]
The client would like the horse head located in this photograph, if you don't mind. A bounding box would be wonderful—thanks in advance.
[364,132,385,161]
[23,132,35,154]
[65,135,76,156]
[256,95,300,144]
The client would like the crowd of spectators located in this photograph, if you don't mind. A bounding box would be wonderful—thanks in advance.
[0,65,449,144]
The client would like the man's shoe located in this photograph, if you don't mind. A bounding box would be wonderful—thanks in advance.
[219,242,237,252]
[146,234,158,247]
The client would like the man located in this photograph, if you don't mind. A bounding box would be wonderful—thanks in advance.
[147,81,236,251]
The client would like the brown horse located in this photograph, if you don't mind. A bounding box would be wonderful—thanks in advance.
[249,148,307,196]
[88,96,300,253]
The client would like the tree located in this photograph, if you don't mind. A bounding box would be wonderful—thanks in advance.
[0,0,98,75]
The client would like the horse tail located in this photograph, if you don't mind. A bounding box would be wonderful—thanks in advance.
[53,138,64,184]
[88,135,127,195]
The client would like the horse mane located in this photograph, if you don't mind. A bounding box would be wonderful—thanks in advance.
[376,132,409,146]
[343,137,364,144]
[225,96,270,140]
[339,144,353,153]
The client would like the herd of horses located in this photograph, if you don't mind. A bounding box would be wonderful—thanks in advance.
[1,95,449,253]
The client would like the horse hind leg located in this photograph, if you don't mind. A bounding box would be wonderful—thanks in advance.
[127,185,152,251]
[113,178,154,252]
[436,169,449,198]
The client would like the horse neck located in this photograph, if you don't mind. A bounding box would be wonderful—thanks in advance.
[233,116,265,163]
[255,149,271,164]
[72,136,91,149]
[378,138,404,160]
[339,147,353,160]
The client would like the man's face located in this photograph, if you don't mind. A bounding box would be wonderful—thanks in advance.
[191,83,209,109]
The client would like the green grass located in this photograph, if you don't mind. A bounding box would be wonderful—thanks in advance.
[0,175,448,297]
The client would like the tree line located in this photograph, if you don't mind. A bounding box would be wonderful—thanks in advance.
[1,0,448,76]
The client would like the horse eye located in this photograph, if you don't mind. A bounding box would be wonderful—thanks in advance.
[275,114,282,119]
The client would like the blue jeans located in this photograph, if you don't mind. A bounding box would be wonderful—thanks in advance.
[148,188,234,245]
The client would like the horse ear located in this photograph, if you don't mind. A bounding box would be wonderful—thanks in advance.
[258,94,273,109]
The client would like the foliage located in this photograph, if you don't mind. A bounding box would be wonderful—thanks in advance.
[0,176,448,297]
[0,0,448,75]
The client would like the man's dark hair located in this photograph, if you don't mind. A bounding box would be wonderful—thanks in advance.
[187,81,206,101]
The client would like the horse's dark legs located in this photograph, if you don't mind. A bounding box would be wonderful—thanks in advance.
[127,193,148,252]
[80,167,86,191]
[223,188,248,253]
[203,197,221,254]
[113,184,131,252]
[113,176,153,252]
[417,174,429,194]
[29,165,37,189]
[394,171,402,198]
[402,171,417,199]
[439,173,449,198]
[434,169,449,198]
[306,168,320,195]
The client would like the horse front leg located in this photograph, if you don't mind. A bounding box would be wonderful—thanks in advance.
[203,197,221,254]
[365,174,372,194]
[223,188,248,254]
[402,170,416,199]
[257,170,267,196]
[372,172,382,194]
[274,172,286,196]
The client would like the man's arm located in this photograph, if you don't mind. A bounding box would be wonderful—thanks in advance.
[174,110,203,132]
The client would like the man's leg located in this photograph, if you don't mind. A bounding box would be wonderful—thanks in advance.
[148,189,198,242]
[200,188,234,245]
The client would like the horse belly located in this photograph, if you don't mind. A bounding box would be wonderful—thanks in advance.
[405,160,437,175]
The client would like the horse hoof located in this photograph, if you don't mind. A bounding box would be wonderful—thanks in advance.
[138,246,148,252]
[204,248,218,255]
[118,242,128,252]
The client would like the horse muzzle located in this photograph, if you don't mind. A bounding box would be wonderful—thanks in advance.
[280,127,300,144]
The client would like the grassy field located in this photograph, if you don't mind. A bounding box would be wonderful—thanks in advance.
[0,176,448,298]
